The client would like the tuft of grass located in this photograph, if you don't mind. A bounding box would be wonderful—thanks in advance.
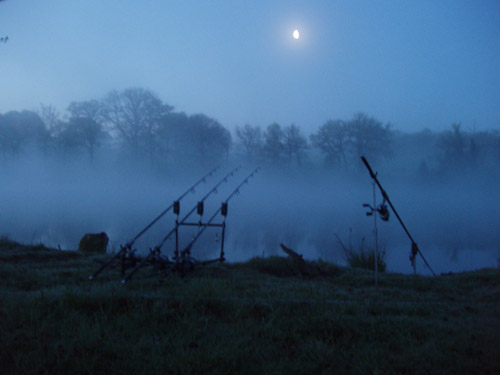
[346,247,387,273]
[336,233,387,272]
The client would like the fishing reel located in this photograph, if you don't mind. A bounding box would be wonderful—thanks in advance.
[363,200,390,222]
[377,202,390,221]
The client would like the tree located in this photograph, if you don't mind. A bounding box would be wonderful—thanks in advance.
[263,123,284,164]
[65,100,109,162]
[186,114,232,166]
[56,117,106,162]
[0,114,23,158]
[0,111,49,157]
[156,111,190,163]
[437,123,466,169]
[235,124,262,162]
[310,119,348,167]
[67,100,104,124]
[101,88,172,159]
[38,104,64,152]
[283,124,307,165]
[346,112,392,163]
[39,104,62,132]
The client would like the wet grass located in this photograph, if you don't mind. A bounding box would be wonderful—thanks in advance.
[1,238,499,374]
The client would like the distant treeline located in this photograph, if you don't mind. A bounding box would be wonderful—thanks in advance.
[1,87,499,178]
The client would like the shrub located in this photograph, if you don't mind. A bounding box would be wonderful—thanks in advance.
[78,232,109,253]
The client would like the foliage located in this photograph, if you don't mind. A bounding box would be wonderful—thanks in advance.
[187,113,232,166]
[156,112,232,167]
[0,110,49,157]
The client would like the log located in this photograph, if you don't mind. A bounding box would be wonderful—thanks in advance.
[280,243,316,277]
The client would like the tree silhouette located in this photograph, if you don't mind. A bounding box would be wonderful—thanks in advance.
[347,112,392,163]
[0,111,48,157]
[57,117,107,162]
[187,114,231,166]
[67,100,104,124]
[235,124,262,162]
[283,124,307,165]
[263,123,284,165]
[101,88,172,159]
[310,119,348,167]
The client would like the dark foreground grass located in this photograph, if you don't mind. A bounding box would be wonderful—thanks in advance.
[1,239,499,374]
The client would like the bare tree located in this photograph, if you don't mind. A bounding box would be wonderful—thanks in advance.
[39,104,63,137]
[310,119,349,167]
[67,100,104,124]
[283,124,307,165]
[235,124,262,162]
[101,88,172,159]
[263,123,284,165]
[437,123,466,168]
[347,112,392,163]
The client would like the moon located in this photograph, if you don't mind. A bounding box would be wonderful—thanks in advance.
[293,29,300,40]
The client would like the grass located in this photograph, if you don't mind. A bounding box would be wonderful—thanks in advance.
[335,232,387,272]
[1,238,500,374]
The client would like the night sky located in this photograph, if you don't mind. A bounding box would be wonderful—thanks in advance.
[1,0,500,132]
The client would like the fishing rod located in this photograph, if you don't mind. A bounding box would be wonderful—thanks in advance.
[360,156,436,276]
[89,166,219,280]
[155,165,240,251]
[121,165,241,283]
[126,166,220,249]
[176,167,260,266]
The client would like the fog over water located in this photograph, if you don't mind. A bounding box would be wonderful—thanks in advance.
[1,2,500,277]
[1,156,498,275]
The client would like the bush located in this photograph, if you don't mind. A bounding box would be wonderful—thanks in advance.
[78,232,109,253]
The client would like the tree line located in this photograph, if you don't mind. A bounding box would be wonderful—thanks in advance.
[0,86,499,178]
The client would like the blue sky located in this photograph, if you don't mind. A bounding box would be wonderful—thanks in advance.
[1,0,499,133]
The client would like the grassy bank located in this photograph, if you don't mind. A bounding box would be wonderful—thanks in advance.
[1,238,499,374]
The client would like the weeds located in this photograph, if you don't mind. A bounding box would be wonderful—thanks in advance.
[335,232,387,272]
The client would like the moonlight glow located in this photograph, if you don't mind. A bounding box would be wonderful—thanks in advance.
[293,29,300,39]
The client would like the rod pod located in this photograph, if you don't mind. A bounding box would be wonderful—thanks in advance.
[177,167,260,265]
[122,166,241,283]
[89,166,219,280]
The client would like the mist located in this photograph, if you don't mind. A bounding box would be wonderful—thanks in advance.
[1,1,500,275]
[1,147,498,275]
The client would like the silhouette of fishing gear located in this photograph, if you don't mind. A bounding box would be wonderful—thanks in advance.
[361,156,436,276]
